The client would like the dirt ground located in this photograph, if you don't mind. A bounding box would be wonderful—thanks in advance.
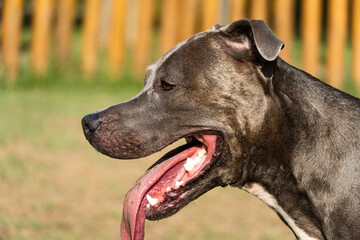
[0,88,295,240]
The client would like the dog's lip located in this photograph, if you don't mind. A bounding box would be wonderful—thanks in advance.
[120,132,224,240]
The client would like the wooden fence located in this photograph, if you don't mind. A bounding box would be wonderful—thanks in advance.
[1,0,359,89]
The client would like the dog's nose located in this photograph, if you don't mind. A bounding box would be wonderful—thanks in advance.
[82,113,102,138]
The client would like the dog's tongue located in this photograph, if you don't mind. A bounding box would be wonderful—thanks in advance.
[120,146,199,240]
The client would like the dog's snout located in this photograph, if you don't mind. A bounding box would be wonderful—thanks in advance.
[82,113,102,138]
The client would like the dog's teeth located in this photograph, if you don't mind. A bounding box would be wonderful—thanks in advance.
[184,164,193,172]
[175,181,184,187]
[166,187,172,192]
[198,147,207,157]
[146,203,150,210]
[184,157,195,171]
[146,194,158,206]
[184,155,204,172]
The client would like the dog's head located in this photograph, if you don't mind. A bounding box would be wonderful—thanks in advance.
[82,19,284,239]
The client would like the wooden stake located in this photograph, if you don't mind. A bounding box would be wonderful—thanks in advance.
[159,0,178,55]
[56,0,76,62]
[250,0,268,23]
[31,0,54,75]
[202,0,219,31]
[82,0,101,76]
[352,0,360,87]
[107,0,128,75]
[301,0,322,78]
[2,0,23,81]
[230,0,246,22]
[178,0,198,42]
[133,0,155,74]
[326,0,348,88]
[274,0,295,63]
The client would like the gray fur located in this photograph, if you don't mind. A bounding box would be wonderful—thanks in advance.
[82,19,360,240]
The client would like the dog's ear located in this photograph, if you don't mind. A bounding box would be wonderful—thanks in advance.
[218,19,284,62]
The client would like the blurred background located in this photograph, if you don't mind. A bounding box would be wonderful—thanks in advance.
[0,0,359,239]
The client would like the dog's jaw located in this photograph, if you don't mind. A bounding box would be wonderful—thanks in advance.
[120,134,224,240]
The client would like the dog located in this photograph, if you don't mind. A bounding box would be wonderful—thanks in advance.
[82,19,360,240]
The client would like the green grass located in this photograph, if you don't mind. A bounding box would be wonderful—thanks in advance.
[0,84,141,147]
[0,85,296,240]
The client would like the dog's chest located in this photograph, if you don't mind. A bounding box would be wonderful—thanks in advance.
[243,183,319,240]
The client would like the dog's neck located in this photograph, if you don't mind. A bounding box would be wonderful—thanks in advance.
[236,58,360,239]
[233,58,341,240]
[273,59,360,199]
[269,59,360,240]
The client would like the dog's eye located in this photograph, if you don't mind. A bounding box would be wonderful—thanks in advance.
[161,79,176,91]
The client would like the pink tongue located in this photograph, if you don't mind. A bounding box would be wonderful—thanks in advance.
[120,146,199,240]
[120,135,217,240]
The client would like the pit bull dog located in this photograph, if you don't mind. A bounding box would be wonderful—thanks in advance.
[82,19,360,240]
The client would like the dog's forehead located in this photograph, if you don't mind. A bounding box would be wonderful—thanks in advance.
[144,29,218,85]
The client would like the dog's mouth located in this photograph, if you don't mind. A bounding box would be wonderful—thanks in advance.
[120,133,223,240]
